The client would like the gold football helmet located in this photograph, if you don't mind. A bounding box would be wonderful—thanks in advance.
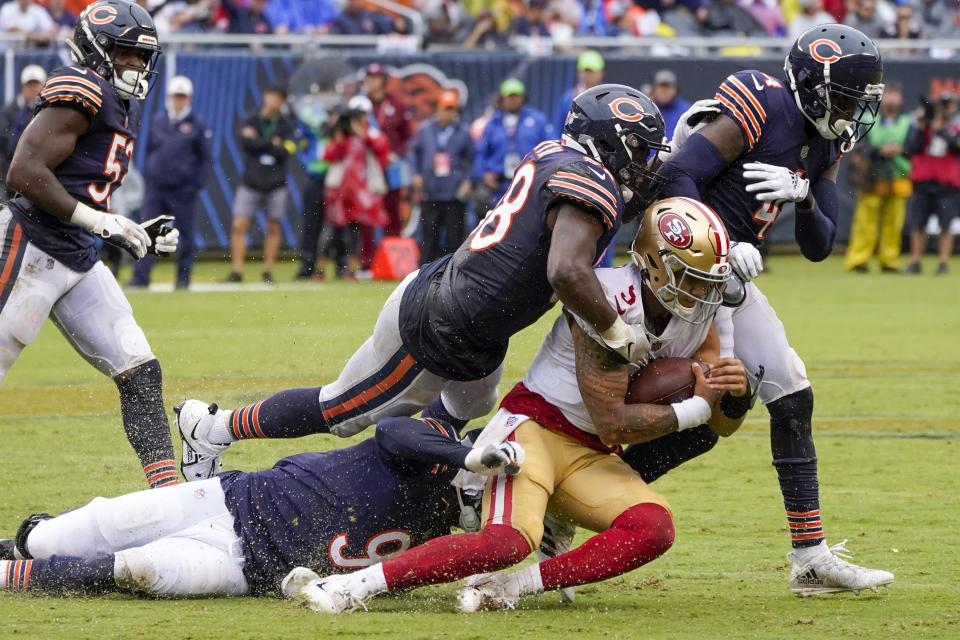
[630,197,733,324]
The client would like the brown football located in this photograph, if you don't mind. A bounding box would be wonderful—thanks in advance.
[625,357,710,405]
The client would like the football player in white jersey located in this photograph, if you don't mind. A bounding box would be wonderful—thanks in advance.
[280,197,754,614]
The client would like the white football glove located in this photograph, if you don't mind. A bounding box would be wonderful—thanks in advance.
[599,316,652,363]
[281,567,322,600]
[743,162,809,203]
[728,242,764,282]
[464,441,525,476]
[659,98,721,162]
[141,215,180,256]
[71,202,150,259]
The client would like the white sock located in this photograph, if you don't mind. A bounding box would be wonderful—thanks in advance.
[208,410,235,443]
[793,540,828,563]
[346,564,388,598]
[511,564,544,597]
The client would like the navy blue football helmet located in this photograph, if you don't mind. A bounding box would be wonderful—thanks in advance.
[563,84,670,218]
[67,0,162,99]
[785,24,884,145]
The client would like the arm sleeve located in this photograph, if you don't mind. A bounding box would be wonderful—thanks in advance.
[38,68,103,121]
[374,417,469,475]
[794,176,838,262]
[660,132,730,200]
[712,71,771,152]
[545,161,621,229]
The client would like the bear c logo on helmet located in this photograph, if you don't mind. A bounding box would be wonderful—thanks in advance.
[87,4,118,25]
[808,39,842,64]
[658,213,693,249]
[609,97,648,123]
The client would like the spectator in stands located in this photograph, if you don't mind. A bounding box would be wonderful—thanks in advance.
[332,0,396,34]
[46,0,77,31]
[740,0,785,35]
[0,0,56,44]
[636,0,705,35]
[223,0,273,34]
[843,0,889,39]
[0,65,45,198]
[552,50,604,135]
[153,0,217,35]
[295,95,334,281]
[696,0,765,35]
[649,69,691,142]
[905,93,960,275]
[421,0,469,44]
[130,76,212,290]
[323,100,391,279]
[462,7,509,48]
[881,3,921,39]
[474,78,553,209]
[363,64,414,262]
[265,0,337,33]
[916,0,959,38]
[509,0,551,36]
[844,81,911,273]
[787,0,836,40]
[228,86,297,284]
[408,90,474,265]
[578,0,618,35]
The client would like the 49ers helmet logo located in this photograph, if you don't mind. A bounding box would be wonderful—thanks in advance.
[808,38,842,64]
[609,97,648,123]
[658,213,693,249]
[87,4,118,25]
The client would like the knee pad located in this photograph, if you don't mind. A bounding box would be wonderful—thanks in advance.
[14,513,53,559]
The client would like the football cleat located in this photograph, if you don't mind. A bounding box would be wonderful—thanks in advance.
[789,540,894,596]
[296,574,368,614]
[457,574,520,612]
[539,512,576,604]
[174,400,232,481]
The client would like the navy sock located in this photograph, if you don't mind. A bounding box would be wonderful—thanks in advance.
[1,556,116,593]
[230,387,328,439]
[621,425,719,483]
[769,388,823,548]
[421,396,469,433]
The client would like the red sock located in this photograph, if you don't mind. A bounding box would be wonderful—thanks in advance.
[539,503,675,590]
[382,525,530,591]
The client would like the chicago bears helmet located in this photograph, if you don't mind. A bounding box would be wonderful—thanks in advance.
[67,0,162,99]
[785,24,884,145]
[630,197,732,325]
[563,84,670,218]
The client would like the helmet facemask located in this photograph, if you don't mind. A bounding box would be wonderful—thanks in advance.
[632,248,729,325]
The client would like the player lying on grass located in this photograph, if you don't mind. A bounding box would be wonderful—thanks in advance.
[282,197,758,614]
[0,417,524,597]
[175,85,671,481]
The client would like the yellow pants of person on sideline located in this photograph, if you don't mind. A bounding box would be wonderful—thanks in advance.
[844,192,907,271]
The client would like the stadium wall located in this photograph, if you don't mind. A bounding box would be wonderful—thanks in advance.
[6,50,956,250]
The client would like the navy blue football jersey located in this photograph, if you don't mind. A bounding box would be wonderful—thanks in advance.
[9,66,142,272]
[698,70,843,242]
[399,140,624,381]
[219,418,461,595]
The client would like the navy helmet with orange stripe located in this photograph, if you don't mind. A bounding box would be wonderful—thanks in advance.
[66,0,161,100]
[785,24,884,146]
[562,84,670,220]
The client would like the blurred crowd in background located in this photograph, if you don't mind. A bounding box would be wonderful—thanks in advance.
[0,0,958,46]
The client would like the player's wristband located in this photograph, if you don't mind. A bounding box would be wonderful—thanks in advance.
[70,201,102,232]
[671,396,712,431]
[719,391,751,420]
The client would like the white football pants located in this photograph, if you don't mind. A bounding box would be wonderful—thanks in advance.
[26,478,249,597]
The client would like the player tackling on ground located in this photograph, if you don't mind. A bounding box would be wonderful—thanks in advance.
[177,85,670,479]
[281,198,754,613]
[0,0,181,488]
[656,24,894,594]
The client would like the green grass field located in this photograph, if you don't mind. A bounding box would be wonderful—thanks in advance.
[2,255,959,639]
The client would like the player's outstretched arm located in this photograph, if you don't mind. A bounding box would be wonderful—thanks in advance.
[569,316,678,447]
[6,107,87,220]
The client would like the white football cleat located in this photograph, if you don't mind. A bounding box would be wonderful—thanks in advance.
[790,540,894,596]
[174,400,232,481]
[539,512,576,604]
[298,574,368,614]
[457,574,520,612]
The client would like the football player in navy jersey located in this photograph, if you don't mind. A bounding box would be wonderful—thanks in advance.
[0,417,524,597]
[177,84,670,480]
[656,24,893,595]
[0,0,181,488]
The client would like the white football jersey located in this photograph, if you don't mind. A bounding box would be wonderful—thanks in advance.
[523,263,714,437]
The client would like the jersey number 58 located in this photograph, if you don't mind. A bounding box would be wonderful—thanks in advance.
[469,162,535,252]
